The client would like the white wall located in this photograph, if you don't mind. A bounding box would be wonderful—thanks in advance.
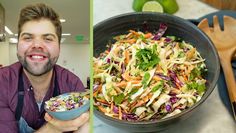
[0,42,10,66]
[6,43,90,87]
[57,43,90,88]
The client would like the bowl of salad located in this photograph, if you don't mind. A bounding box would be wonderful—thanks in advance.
[93,12,220,132]
[45,91,90,120]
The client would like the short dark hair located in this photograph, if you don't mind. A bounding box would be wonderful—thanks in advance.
[18,3,62,43]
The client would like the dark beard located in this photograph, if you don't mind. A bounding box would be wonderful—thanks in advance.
[17,53,58,76]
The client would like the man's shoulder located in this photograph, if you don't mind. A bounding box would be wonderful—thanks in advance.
[0,62,21,79]
[54,64,77,77]
[0,62,20,103]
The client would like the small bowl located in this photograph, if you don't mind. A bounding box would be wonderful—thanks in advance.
[45,91,90,120]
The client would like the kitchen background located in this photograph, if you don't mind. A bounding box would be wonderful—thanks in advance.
[0,0,90,88]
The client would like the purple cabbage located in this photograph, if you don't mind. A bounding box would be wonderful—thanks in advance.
[113,105,119,114]
[106,58,111,63]
[164,37,172,43]
[170,96,178,104]
[153,23,168,40]
[113,105,138,121]
[183,47,189,52]
[168,70,184,87]
[93,84,99,91]
[121,63,125,74]
[165,105,172,112]
[156,73,171,81]
[122,113,138,121]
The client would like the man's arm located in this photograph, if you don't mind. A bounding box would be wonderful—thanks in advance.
[34,123,61,133]
[0,69,18,133]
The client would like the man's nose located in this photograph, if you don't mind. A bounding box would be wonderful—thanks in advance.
[32,39,44,48]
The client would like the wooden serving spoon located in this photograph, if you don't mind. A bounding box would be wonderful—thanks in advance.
[198,16,236,120]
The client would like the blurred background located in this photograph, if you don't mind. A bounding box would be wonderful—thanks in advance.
[0,0,90,88]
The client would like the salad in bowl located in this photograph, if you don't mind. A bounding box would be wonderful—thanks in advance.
[45,91,90,120]
[93,24,207,121]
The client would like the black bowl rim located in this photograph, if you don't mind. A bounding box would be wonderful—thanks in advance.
[94,12,220,125]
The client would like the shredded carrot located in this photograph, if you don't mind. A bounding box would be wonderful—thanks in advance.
[96,98,108,104]
[115,81,127,88]
[93,91,98,97]
[122,72,131,81]
[129,30,139,36]
[105,50,109,54]
[144,33,152,38]
[98,106,107,113]
[156,65,163,73]
[183,74,188,81]
[97,84,102,93]
[123,39,136,44]
[115,80,140,88]
[124,50,130,65]
[130,101,137,108]
[175,82,181,89]
[93,84,102,97]
[122,72,142,81]
[131,80,141,84]
[135,95,149,107]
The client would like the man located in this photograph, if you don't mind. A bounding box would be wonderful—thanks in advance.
[0,3,89,133]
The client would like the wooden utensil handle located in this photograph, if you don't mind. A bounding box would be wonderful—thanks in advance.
[219,50,236,118]
[219,52,236,103]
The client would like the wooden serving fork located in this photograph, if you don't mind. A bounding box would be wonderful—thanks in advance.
[198,16,236,120]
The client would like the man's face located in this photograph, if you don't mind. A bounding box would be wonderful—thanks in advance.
[17,19,60,76]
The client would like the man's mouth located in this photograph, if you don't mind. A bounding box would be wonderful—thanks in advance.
[27,54,48,61]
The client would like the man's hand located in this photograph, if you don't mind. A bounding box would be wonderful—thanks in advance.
[44,111,89,132]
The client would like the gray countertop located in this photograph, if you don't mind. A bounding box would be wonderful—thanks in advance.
[93,0,236,132]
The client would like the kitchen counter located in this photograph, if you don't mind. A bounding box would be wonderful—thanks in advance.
[93,0,236,133]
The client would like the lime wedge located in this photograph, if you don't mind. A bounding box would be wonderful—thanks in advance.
[156,0,179,14]
[133,0,149,12]
[142,1,164,13]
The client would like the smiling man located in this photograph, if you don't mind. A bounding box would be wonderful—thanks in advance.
[0,3,89,133]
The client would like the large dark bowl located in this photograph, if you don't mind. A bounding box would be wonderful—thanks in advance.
[94,12,220,132]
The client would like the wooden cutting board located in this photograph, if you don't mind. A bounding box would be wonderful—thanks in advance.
[200,0,236,10]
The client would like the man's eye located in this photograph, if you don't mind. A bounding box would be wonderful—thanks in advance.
[22,37,32,41]
[45,37,53,42]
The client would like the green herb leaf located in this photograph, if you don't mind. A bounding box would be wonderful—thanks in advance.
[166,36,176,41]
[142,72,151,88]
[139,34,146,42]
[128,97,132,102]
[179,42,185,49]
[151,81,164,92]
[74,97,79,103]
[152,44,157,54]
[187,82,206,93]
[177,51,185,58]
[197,83,206,93]
[136,48,160,71]
[113,93,125,105]
[189,68,201,80]
[128,88,139,96]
